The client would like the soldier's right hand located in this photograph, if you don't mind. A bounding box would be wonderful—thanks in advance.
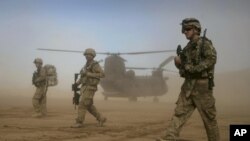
[174,56,182,69]
[72,83,78,90]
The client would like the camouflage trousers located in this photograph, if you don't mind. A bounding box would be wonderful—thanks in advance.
[163,79,220,141]
[32,85,47,115]
[76,86,103,124]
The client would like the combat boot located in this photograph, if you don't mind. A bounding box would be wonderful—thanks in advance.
[71,123,83,128]
[98,117,107,127]
[71,119,83,128]
[155,139,166,141]
[32,113,43,118]
[155,135,177,141]
[155,138,176,141]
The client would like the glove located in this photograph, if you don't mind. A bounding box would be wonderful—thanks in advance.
[184,64,195,73]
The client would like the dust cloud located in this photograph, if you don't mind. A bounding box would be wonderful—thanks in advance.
[1,1,250,140]
[0,69,249,141]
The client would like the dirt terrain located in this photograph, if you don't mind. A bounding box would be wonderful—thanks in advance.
[1,70,250,141]
[0,96,249,141]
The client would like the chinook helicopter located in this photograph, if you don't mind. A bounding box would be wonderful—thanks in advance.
[38,48,175,102]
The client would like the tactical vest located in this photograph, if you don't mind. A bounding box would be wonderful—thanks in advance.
[182,37,216,79]
[32,67,46,87]
[80,61,100,87]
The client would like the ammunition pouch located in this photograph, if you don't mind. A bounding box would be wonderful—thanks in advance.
[185,71,214,90]
[185,72,206,79]
[81,77,100,87]
[34,80,46,87]
[87,78,100,86]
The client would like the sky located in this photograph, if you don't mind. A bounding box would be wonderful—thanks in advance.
[0,0,250,92]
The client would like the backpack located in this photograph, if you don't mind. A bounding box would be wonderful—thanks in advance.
[44,64,58,87]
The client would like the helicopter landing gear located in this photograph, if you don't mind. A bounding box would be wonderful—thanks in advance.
[129,97,137,102]
[153,97,159,103]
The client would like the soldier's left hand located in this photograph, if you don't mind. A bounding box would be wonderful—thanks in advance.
[174,56,182,69]
[185,64,195,73]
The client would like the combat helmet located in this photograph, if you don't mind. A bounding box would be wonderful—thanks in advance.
[33,58,43,64]
[84,48,96,57]
[181,18,201,34]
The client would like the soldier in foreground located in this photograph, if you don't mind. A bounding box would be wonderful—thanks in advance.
[32,58,48,118]
[157,18,219,141]
[71,48,106,128]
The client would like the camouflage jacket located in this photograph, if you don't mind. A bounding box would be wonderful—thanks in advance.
[179,37,217,79]
[32,67,47,87]
[77,60,105,89]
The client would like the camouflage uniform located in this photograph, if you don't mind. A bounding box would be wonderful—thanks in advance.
[32,59,48,117]
[159,18,220,141]
[73,48,106,127]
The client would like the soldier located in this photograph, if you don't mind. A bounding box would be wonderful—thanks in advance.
[71,48,107,128]
[32,58,48,118]
[157,18,220,141]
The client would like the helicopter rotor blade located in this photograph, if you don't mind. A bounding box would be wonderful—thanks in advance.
[37,48,175,55]
[37,48,113,55]
[38,48,177,73]
[37,48,84,53]
[126,67,157,70]
[118,50,175,55]
[126,67,178,73]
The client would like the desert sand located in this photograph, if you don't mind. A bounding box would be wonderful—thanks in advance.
[1,70,250,141]
[0,95,250,141]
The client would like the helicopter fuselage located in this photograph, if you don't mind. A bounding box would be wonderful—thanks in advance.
[100,55,168,98]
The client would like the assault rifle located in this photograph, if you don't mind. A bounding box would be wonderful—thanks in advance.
[176,44,185,65]
[72,73,80,109]
[176,44,187,77]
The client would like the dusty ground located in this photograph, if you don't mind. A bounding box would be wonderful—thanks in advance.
[1,69,250,141]
[1,96,250,141]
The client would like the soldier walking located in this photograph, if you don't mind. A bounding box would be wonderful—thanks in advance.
[157,18,220,141]
[32,58,48,118]
[71,48,107,128]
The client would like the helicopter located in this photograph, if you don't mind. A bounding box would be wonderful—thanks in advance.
[38,48,175,102]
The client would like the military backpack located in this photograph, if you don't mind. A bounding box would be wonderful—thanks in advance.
[44,64,58,87]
